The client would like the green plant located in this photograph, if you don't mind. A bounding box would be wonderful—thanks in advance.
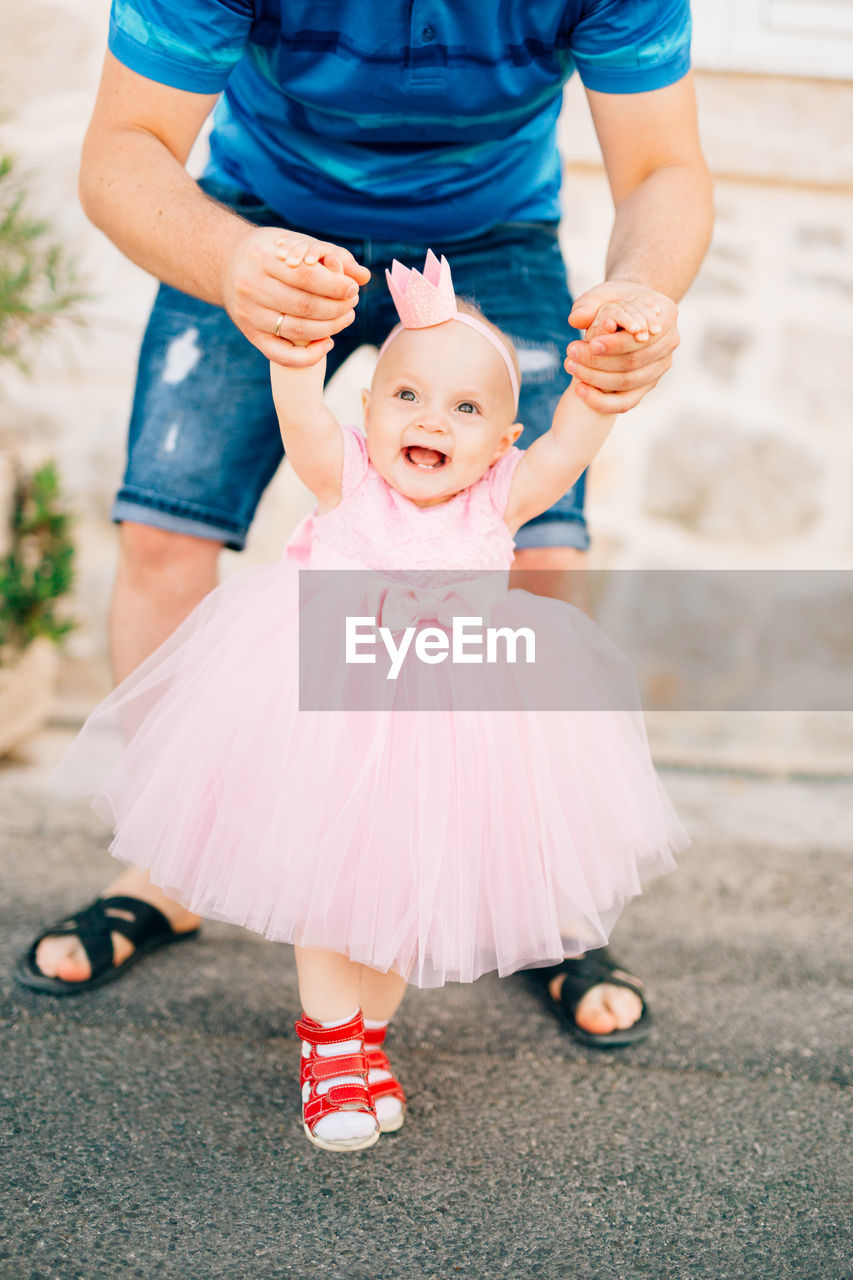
[0,462,75,659]
[0,150,84,663]
[0,153,86,369]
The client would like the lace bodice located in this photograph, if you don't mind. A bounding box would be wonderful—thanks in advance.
[308,426,522,572]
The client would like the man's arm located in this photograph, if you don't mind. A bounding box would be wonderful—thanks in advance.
[79,52,369,366]
[504,295,659,531]
[565,72,714,412]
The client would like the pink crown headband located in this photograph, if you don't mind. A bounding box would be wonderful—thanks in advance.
[377,250,519,408]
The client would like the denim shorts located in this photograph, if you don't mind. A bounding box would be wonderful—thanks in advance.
[112,178,588,552]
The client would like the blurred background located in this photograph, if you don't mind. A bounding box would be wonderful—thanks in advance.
[1,0,852,772]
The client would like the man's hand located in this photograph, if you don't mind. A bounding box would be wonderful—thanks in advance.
[223,227,370,367]
[565,281,679,412]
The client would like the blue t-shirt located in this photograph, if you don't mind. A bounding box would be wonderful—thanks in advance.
[109,0,691,240]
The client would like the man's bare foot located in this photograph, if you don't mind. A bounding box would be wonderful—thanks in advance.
[548,971,644,1035]
[34,868,201,982]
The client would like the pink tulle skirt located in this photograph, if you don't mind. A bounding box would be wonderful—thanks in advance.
[52,555,689,987]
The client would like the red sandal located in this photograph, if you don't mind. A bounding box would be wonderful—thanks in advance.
[364,1024,407,1133]
[295,1011,380,1152]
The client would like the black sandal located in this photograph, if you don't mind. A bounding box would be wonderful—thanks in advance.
[15,895,200,996]
[530,946,652,1049]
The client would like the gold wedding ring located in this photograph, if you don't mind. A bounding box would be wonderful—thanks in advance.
[274,313,285,338]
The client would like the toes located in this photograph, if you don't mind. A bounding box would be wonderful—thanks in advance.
[33,930,135,983]
[574,986,617,1034]
[55,952,94,982]
[606,986,643,1031]
[574,984,643,1034]
[35,936,83,979]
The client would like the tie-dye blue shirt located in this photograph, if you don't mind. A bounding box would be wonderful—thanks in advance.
[108,0,691,240]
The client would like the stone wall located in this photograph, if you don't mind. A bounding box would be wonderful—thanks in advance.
[1,2,851,769]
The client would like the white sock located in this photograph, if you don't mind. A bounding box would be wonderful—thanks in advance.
[364,1018,404,1127]
[303,1009,377,1143]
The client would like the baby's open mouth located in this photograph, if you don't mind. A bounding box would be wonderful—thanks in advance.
[403,446,448,470]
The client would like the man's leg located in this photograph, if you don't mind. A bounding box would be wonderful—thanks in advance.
[34,525,221,981]
[510,552,642,1034]
[446,222,644,1038]
[29,213,364,985]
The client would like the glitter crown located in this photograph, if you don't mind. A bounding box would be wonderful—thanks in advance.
[380,250,520,407]
[385,249,457,328]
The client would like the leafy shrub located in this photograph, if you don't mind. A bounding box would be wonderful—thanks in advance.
[0,463,75,660]
[0,154,85,369]
[0,152,83,663]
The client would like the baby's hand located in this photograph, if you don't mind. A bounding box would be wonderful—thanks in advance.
[224,224,365,367]
[565,282,678,413]
[585,294,663,345]
[272,235,358,351]
[274,236,347,276]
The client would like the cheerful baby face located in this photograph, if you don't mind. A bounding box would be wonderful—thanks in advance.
[363,320,522,507]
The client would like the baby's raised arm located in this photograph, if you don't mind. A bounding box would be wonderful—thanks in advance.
[269,241,349,512]
[503,294,659,534]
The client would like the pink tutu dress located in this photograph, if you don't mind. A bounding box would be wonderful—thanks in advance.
[53,425,689,987]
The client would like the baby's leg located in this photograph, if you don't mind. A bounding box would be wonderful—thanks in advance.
[295,947,378,1149]
[296,945,364,1022]
[360,965,407,1022]
[361,967,408,1133]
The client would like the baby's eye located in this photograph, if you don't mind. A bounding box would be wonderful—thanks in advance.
[396,388,416,402]
[456,401,479,415]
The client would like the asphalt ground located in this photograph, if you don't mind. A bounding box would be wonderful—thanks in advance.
[1,743,851,1280]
